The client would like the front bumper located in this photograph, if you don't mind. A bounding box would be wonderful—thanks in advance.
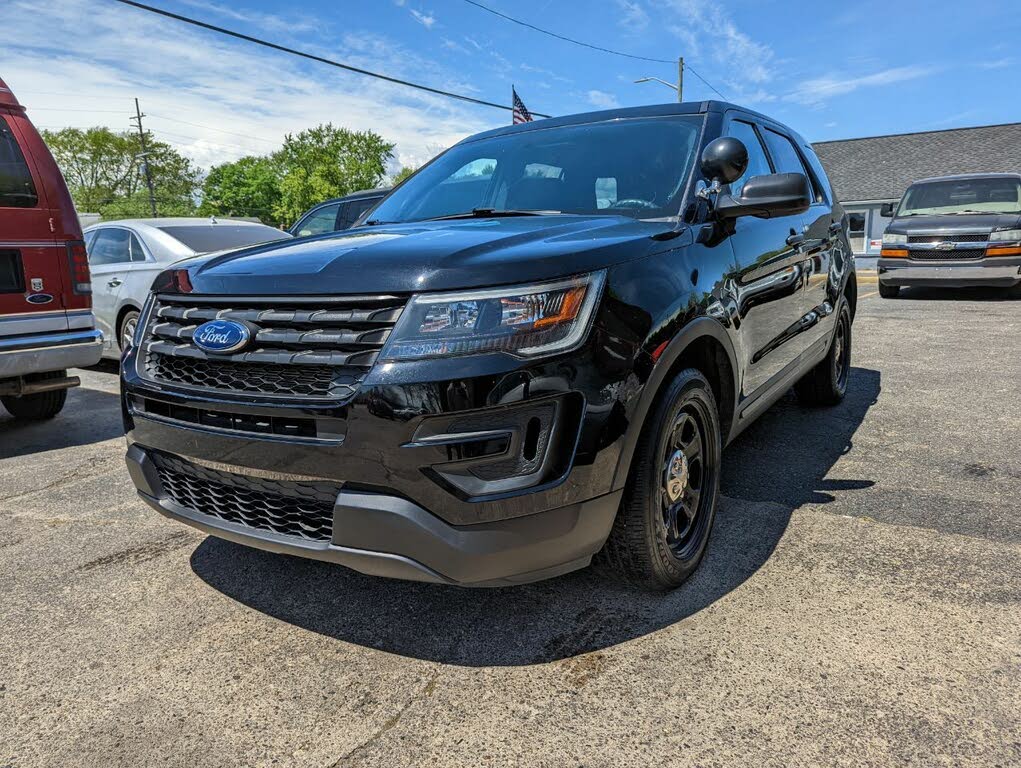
[126,442,620,586]
[878,256,1021,288]
[0,329,104,378]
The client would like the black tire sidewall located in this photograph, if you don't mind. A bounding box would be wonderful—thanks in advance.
[637,370,722,586]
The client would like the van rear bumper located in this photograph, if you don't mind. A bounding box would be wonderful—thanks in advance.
[0,329,104,378]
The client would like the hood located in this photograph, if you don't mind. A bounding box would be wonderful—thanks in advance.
[178,215,675,295]
[888,212,1021,235]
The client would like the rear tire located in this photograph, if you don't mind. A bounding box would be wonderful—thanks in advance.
[119,310,140,354]
[795,301,851,406]
[878,282,899,298]
[1,370,69,421]
[597,369,721,590]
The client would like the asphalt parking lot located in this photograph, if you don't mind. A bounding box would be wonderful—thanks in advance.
[2,278,1019,767]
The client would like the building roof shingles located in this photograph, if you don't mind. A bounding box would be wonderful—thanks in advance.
[812,122,1021,203]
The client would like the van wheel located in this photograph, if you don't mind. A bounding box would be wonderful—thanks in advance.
[597,369,721,589]
[1,370,69,421]
[878,282,899,298]
[796,301,851,406]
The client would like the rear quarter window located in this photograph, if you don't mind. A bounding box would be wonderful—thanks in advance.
[0,117,39,208]
[799,143,834,205]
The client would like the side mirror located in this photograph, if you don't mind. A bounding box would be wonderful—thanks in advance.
[880,202,895,217]
[700,137,749,185]
[716,172,812,220]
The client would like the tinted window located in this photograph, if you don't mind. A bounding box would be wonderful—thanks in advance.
[800,143,833,204]
[338,197,380,229]
[762,128,809,175]
[898,178,1021,215]
[0,117,39,208]
[129,232,147,262]
[89,228,133,266]
[294,204,341,237]
[368,117,703,223]
[0,249,25,293]
[157,224,290,253]
[727,120,772,197]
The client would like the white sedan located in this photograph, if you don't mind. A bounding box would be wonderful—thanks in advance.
[84,218,291,359]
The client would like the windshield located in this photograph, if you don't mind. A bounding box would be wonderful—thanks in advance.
[158,224,290,253]
[368,116,703,224]
[897,177,1021,216]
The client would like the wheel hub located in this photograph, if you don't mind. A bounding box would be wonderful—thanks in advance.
[665,449,689,503]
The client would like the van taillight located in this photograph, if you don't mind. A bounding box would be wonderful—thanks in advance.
[66,240,91,294]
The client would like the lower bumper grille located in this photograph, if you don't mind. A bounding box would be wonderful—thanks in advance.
[908,248,985,261]
[152,452,340,542]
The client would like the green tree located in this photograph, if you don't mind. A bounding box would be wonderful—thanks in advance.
[199,155,282,226]
[273,124,394,225]
[390,165,418,186]
[42,126,200,218]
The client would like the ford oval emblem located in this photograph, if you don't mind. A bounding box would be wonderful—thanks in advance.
[192,319,251,354]
[26,293,54,305]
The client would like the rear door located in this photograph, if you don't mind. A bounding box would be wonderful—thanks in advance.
[337,196,380,230]
[0,112,69,337]
[723,114,810,397]
[87,227,136,352]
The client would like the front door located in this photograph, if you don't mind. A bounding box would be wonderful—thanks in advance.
[723,116,810,398]
[87,227,136,353]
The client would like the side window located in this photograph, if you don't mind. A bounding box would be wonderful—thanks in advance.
[338,198,376,229]
[128,232,147,262]
[88,228,132,266]
[761,128,826,205]
[727,120,772,197]
[295,203,341,237]
[0,117,39,208]
[800,143,833,204]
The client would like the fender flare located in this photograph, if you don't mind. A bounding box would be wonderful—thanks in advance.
[610,316,740,491]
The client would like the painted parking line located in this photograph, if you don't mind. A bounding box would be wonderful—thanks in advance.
[860,290,879,299]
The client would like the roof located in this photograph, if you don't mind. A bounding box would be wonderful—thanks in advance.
[0,76,22,110]
[813,123,1021,202]
[86,217,275,229]
[315,188,390,206]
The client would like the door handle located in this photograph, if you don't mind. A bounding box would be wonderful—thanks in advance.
[107,278,122,288]
[829,221,843,235]
[786,233,805,248]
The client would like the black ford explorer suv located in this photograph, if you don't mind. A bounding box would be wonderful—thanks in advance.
[122,102,856,589]
[878,173,1021,297]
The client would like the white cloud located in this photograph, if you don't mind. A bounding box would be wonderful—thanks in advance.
[175,0,319,35]
[785,66,936,106]
[0,0,495,174]
[616,0,649,31]
[978,57,1012,70]
[410,9,436,29]
[587,90,620,109]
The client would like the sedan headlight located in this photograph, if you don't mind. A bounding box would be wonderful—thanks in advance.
[990,228,1021,242]
[882,232,908,245]
[381,271,606,361]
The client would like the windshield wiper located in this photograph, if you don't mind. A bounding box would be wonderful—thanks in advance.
[425,208,562,221]
[946,210,998,215]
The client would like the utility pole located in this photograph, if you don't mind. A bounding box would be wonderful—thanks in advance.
[634,56,685,103]
[130,98,158,218]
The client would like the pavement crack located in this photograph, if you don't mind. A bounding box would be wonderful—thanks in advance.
[0,455,121,505]
[329,670,440,767]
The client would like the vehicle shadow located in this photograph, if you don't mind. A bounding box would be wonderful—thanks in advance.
[0,386,123,459]
[899,285,1021,301]
[191,366,881,666]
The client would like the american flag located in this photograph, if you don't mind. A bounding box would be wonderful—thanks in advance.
[512,87,533,125]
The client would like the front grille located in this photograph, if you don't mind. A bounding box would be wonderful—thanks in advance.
[908,233,988,244]
[139,294,406,400]
[908,248,985,261]
[152,452,340,542]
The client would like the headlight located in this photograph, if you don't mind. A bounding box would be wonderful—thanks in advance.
[990,228,1021,242]
[882,232,907,245]
[380,271,606,361]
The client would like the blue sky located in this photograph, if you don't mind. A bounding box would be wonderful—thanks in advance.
[2,0,1019,173]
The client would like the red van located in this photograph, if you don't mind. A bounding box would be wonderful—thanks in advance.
[0,76,102,420]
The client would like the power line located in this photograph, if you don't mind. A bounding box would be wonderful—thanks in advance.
[145,113,280,146]
[460,0,728,100]
[110,0,552,118]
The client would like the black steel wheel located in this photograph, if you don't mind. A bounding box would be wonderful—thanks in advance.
[597,368,722,589]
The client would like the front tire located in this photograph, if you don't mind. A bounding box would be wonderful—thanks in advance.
[598,369,722,589]
[1,370,69,421]
[795,300,851,406]
[878,282,899,298]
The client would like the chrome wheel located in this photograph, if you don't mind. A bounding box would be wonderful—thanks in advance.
[120,312,139,352]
